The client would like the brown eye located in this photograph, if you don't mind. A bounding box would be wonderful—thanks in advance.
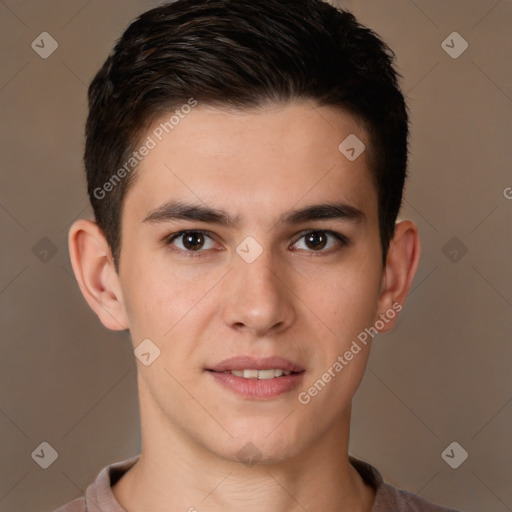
[167,231,216,252]
[304,231,328,250]
[182,232,205,251]
[291,230,349,253]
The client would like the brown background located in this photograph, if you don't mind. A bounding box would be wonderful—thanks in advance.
[0,0,510,511]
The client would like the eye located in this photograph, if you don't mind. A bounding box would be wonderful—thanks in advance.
[165,230,217,253]
[291,230,349,252]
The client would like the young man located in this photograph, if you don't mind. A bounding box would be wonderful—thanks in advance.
[57,0,463,510]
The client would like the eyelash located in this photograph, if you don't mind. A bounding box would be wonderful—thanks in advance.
[164,229,351,258]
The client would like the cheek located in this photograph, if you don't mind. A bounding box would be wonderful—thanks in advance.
[299,259,381,339]
[119,257,171,340]
[121,255,222,342]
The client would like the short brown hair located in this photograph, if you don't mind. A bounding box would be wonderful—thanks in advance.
[85,0,409,270]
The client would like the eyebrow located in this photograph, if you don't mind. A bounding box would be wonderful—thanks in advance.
[142,200,366,227]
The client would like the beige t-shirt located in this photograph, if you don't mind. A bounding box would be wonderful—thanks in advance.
[54,455,463,512]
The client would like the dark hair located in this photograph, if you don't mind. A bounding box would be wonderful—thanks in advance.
[85,0,409,270]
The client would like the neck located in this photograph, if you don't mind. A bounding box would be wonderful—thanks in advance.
[112,377,375,512]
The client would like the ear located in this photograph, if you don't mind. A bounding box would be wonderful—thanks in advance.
[68,219,129,331]
[375,220,421,333]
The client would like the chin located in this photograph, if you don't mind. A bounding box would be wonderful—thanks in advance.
[213,420,306,465]
[215,442,300,467]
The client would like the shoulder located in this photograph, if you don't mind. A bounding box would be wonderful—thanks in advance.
[349,455,465,512]
[53,496,86,512]
[386,484,464,511]
[52,455,140,512]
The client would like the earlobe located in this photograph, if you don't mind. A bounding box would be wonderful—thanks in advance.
[68,219,129,331]
[376,220,421,333]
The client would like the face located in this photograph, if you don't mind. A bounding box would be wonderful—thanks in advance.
[117,102,386,464]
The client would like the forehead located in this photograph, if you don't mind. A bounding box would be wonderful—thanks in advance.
[123,102,377,226]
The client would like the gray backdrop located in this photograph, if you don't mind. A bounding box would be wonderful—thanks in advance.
[0,0,510,511]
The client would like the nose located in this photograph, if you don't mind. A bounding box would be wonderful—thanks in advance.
[220,247,296,337]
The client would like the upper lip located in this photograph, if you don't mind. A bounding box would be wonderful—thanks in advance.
[207,356,305,373]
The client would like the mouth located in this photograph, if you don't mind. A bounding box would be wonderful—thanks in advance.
[215,368,298,379]
[206,355,305,375]
[206,356,305,399]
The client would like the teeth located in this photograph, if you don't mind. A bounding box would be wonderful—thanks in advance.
[258,369,276,380]
[230,369,292,379]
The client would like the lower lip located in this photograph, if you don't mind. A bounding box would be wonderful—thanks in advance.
[207,371,305,400]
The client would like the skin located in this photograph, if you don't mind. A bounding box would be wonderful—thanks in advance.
[68,101,420,512]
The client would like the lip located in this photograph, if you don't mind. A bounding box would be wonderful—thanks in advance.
[207,356,305,373]
[206,356,305,400]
